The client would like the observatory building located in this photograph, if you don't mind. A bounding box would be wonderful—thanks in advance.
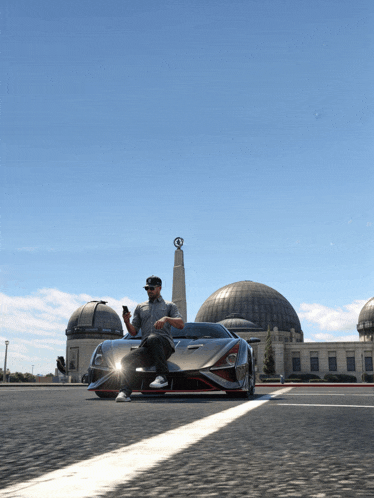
[196,281,374,380]
[65,300,123,382]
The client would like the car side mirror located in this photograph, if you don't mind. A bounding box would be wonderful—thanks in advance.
[246,337,260,344]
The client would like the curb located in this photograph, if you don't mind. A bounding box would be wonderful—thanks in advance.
[0,383,86,388]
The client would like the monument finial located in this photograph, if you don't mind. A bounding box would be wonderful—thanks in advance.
[174,237,184,249]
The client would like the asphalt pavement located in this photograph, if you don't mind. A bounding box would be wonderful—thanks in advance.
[1,386,374,497]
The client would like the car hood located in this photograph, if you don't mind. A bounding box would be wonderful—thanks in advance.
[101,337,238,372]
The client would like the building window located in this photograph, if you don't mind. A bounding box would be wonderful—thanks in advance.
[328,351,337,371]
[292,352,301,371]
[292,357,301,371]
[328,357,337,371]
[68,347,79,371]
[365,356,373,372]
[310,351,319,372]
[346,351,355,371]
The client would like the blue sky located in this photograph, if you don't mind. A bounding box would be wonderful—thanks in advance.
[1,0,373,375]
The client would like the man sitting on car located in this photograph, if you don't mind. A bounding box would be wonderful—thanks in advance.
[116,275,184,402]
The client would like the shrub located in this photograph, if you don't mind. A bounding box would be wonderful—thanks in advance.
[288,373,320,382]
[324,374,357,383]
[361,373,374,383]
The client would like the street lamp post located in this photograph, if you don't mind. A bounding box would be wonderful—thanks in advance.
[3,340,9,383]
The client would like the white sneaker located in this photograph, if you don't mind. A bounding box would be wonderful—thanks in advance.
[149,375,168,389]
[115,392,131,402]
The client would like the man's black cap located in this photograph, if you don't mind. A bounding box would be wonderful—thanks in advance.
[144,275,162,288]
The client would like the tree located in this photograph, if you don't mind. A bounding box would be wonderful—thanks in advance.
[11,372,24,383]
[263,325,275,375]
[11,372,36,383]
[24,372,36,383]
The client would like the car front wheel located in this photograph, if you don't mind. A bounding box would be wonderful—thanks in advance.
[95,391,117,399]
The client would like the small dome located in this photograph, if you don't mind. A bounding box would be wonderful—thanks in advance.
[195,281,302,333]
[357,297,374,337]
[66,301,123,338]
[218,314,263,333]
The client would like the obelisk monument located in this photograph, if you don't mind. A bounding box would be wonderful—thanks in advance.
[172,237,187,323]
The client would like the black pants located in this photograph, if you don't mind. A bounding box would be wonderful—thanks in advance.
[119,334,174,396]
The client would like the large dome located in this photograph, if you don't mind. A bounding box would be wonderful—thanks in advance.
[357,297,374,339]
[195,281,302,333]
[66,300,123,339]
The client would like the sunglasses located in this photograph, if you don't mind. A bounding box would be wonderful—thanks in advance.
[145,286,155,291]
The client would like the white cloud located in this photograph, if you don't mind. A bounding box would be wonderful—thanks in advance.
[0,288,138,373]
[309,333,358,342]
[0,288,138,339]
[299,299,367,332]
[16,247,38,252]
[16,246,55,252]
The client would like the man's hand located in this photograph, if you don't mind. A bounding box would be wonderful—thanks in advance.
[154,317,168,330]
[123,311,132,324]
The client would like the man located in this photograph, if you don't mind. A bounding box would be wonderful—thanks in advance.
[116,275,184,402]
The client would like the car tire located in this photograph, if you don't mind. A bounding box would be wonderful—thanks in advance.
[95,391,117,399]
[248,376,255,396]
[226,371,254,398]
[226,390,250,399]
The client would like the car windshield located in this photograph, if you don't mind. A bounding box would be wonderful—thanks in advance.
[171,324,230,339]
[123,324,231,340]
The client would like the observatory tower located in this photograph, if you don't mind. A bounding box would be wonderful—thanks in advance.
[172,237,187,322]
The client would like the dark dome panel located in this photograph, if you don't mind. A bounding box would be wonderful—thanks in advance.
[66,301,123,337]
[195,281,301,333]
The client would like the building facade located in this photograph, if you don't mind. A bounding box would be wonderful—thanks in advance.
[195,280,374,381]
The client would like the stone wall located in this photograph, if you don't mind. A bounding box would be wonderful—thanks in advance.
[284,342,374,380]
[66,338,106,383]
[236,329,374,380]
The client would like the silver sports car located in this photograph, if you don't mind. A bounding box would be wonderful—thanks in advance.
[87,322,259,398]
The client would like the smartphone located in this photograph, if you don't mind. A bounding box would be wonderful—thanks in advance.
[122,305,129,314]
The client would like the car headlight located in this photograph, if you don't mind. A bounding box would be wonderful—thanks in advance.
[211,342,240,369]
[226,353,237,365]
[91,344,108,368]
[94,354,104,366]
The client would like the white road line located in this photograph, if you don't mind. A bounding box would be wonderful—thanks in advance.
[277,403,374,408]
[0,388,292,498]
[278,393,374,397]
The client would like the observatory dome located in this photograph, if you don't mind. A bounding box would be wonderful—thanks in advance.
[357,297,374,341]
[217,314,263,334]
[66,300,123,339]
[195,281,301,333]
